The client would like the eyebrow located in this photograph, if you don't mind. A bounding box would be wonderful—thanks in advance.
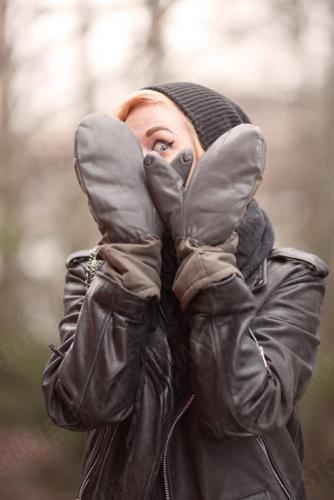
[145,126,174,137]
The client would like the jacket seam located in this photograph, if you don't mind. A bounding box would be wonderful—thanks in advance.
[260,315,321,337]
[75,309,113,418]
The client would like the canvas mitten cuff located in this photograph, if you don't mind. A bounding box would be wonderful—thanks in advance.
[97,237,162,299]
[173,231,244,311]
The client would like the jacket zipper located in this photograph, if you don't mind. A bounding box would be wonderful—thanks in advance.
[162,393,196,500]
[247,327,271,373]
[256,436,294,500]
[77,424,119,500]
[157,302,195,500]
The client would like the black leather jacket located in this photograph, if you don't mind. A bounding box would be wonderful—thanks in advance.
[41,242,329,500]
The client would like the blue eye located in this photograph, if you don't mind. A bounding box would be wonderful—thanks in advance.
[153,140,174,154]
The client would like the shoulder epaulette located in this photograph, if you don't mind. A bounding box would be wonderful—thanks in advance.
[65,247,103,269]
[269,247,329,278]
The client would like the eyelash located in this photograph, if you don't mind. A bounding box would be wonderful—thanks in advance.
[153,140,174,153]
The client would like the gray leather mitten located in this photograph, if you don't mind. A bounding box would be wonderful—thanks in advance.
[74,113,164,299]
[143,124,266,310]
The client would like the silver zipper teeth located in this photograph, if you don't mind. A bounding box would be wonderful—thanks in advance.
[85,246,100,289]
[77,425,118,500]
[256,436,294,500]
[162,393,196,500]
[248,327,270,372]
[77,427,109,500]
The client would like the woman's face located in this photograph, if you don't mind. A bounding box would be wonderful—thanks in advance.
[125,101,197,165]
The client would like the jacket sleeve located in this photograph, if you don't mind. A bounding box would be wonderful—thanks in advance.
[186,260,329,438]
[41,260,155,431]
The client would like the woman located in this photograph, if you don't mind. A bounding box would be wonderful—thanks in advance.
[41,82,329,500]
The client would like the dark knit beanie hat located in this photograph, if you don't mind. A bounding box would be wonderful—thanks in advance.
[142,81,251,150]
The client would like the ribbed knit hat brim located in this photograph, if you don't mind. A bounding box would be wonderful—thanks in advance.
[143,82,251,150]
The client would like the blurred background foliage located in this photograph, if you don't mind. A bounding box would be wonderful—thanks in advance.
[0,0,333,498]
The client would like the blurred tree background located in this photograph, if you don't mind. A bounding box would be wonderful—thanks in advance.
[0,0,333,498]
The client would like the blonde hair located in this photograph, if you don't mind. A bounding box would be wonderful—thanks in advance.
[112,89,205,161]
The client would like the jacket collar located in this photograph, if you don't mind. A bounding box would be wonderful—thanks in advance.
[247,257,267,291]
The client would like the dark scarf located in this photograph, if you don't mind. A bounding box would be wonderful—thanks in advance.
[161,197,275,287]
[235,198,276,281]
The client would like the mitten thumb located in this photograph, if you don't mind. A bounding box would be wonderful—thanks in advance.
[143,151,184,236]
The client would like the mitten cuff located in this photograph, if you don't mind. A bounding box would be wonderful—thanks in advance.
[173,235,244,311]
[97,237,162,299]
